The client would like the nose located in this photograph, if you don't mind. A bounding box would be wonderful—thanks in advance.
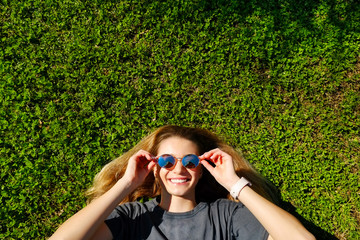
[172,158,186,173]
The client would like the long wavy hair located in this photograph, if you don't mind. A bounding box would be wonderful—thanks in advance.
[86,125,279,204]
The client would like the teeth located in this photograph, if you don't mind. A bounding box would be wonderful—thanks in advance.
[170,179,187,183]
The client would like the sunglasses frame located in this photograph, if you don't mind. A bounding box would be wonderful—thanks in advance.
[157,154,200,169]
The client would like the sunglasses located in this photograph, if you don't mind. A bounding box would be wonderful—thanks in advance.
[157,154,200,169]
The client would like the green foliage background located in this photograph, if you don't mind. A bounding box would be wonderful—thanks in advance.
[1,0,359,239]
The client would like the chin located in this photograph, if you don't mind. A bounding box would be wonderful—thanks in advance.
[163,185,196,198]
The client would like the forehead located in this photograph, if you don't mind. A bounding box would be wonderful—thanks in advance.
[157,137,199,156]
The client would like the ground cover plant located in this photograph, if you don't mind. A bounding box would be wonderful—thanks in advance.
[1,0,359,239]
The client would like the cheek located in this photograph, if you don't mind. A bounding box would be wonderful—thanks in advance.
[157,167,168,180]
[191,167,203,180]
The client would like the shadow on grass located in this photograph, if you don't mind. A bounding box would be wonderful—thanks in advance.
[234,170,338,239]
[280,200,339,240]
[95,0,360,83]
[99,0,360,30]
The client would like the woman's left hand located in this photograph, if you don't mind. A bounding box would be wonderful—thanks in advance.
[199,148,240,191]
[200,149,316,240]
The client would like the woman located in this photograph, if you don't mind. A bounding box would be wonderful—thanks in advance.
[50,125,315,240]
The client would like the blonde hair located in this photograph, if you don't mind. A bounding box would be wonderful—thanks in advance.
[86,125,279,204]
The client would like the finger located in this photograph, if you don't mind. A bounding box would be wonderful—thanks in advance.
[144,151,156,161]
[140,155,157,168]
[200,160,215,175]
[137,150,153,159]
[132,150,156,169]
[199,148,221,159]
[209,152,226,166]
[137,150,155,160]
[202,148,228,161]
[146,161,156,171]
[145,154,158,167]
[209,151,222,160]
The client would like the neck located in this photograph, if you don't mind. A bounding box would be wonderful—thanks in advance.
[159,194,197,213]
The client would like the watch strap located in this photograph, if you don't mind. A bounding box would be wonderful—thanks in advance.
[230,177,252,199]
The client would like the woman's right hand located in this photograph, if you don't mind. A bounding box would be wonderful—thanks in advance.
[122,150,157,188]
[49,150,156,240]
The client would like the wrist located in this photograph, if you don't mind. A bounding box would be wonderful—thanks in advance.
[229,177,252,200]
[225,177,241,192]
[115,176,137,192]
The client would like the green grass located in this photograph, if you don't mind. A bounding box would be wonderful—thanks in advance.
[1,0,359,239]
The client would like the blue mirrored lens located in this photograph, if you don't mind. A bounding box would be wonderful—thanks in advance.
[158,154,175,168]
[182,154,199,169]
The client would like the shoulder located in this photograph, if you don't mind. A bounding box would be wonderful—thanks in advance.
[210,198,243,205]
[207,199,260,221]
[209,198,245,210]
[199,199,247,220]
[209,200,269,239]
[108,198,158,219]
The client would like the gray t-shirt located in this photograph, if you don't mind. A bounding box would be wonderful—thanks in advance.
[105,197,269,240]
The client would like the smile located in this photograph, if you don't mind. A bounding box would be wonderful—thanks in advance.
[169,178,189,183]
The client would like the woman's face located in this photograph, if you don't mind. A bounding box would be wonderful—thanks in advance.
[155,137,202,200]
